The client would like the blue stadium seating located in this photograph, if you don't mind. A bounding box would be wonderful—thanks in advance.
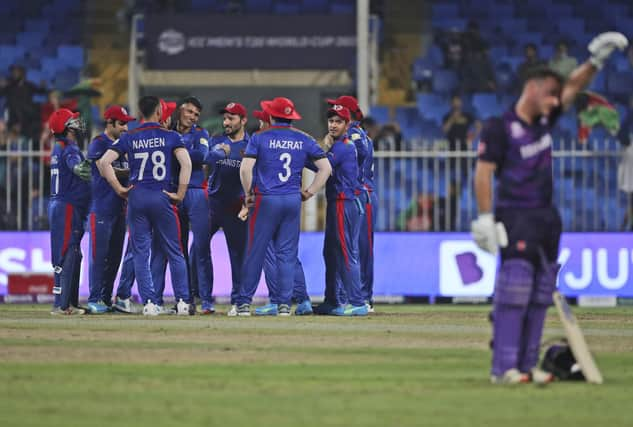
[301,0,328,13]
[369,105,390,125]
[57,45,84,68]
[472,93,501,120]
[274,0,301,14]
[330,0,354,14]
[431,69,458,94]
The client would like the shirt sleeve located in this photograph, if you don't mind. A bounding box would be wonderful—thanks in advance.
[110,134,127,155]
[189,129,210,166]
[63,144,83,169]
[477,118,507,167]
[349,129,368,168]
[306,137,326,160]
[244,135,259,158]
[86,137,105,161]
[171,132,186,150]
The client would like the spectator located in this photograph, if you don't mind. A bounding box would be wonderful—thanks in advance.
[461,21,488,57]
[397,193,434,231]
[548,41,578,78]
[361,116,380,141]
[618,95,633,230]
[460,49,497,93]
[374,123,402,151]
[442,94,481,158]
[517,43,547,84]
[0,65,48,142]
[41,90,78,127]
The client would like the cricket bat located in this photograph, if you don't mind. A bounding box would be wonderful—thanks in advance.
[552,291,604,384]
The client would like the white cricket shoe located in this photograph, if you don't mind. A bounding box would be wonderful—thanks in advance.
[227,304,238,317]
[490,368,530,385]
[176,299,190,316]
[143,301,160,316]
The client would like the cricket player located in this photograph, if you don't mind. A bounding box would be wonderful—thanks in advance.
[316,105,367,316]
[327,95,377,311]
[151,97,210,313]
[97,96,192,316]
[252,108,313,316]
[235,97,331,316]
[86,105,134,314]
[48,108,91,315]
[472,32,628,383]
[204,102,250,316]
[111,99,177,313]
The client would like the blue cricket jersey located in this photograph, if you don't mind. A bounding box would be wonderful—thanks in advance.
[87,133,128,215]
[347,122,371,188]
[111,122,185,191]
[205,132,249,201]
[244,123,326,195]
[325,136,360,201]
[181,124,210,188]
[49,137,91,208]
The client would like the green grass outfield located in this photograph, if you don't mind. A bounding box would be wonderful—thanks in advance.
[1,304,632,427]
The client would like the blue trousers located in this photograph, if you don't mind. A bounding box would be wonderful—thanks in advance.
[49,200,87,310]
[127,189,189,304]
[323,198,363,307]
[151,188,211,304]
[237,193,301,306]
[263,244,308,304]
[209,197,247,305]
[116,238,135,300]
[88,210,126,304]
[359,190,377,304]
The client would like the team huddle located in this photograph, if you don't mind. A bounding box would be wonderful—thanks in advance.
[47,94,376,317]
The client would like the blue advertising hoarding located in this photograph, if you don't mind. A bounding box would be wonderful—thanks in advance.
[0,232,632,299]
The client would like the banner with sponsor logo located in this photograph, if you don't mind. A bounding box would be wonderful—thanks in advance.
[145,14,356,70]
[1,232,632,299]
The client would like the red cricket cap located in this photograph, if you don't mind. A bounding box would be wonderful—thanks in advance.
[104,105,135,123]
[326,95,363,119]
[48,108,80,134]
[160,99,177,123]
[252,109,271,124]
[260,97,301,120]
[220,102,247,117]
[327,104,352,122]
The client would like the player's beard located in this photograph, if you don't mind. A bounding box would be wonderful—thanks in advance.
[225,125,242,138]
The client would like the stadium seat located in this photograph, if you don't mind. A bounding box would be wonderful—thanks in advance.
[274,0,301,15]
[472,93,501,120]
[369,105,390,125]
[417,93,449,126]
[301,0,327,13]
[412,57,436,84]
[53,68,79,92]
[431,3,460,21]
[432,69,458,94]
[558,18,586,38]
[329,0,354,15]
[57,45,84,68]
[607,71,633,97]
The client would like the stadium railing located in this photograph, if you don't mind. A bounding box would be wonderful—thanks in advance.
[0,138,628,232]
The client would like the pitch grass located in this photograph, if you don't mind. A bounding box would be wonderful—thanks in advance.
[1,305,633,427]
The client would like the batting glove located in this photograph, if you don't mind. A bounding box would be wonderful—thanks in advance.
[588,31,628,69]
[471,213,508,256]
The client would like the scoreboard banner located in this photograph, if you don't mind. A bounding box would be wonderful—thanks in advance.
[1,232,632,299]
[145,14,356,70]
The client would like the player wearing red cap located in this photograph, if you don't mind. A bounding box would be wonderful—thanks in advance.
[326,95,377,312]
[85,105,136,314]
[97,96,192,316]
[313,105,367,316]
[150,96,210,313]
[202,102,250,315]
[249,107,313,315]
[48,108,91,315]
[235,97,331,316]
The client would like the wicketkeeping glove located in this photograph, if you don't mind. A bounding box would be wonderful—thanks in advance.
[471,213,508,256]
[73,159,92,181]
[588,31,628,69]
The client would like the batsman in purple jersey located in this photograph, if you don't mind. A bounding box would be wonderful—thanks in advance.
[473,32,628,384]
[236,97,331,316]
[97,96,193,316]
[85,105,134,314]
[48,108,91,315]
[204,102,250,315]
